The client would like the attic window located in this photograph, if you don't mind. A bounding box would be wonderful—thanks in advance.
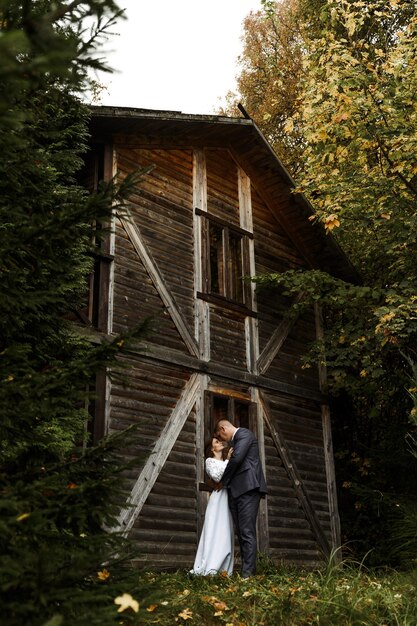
[196,209,253,313]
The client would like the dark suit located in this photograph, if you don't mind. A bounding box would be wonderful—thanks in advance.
[220,428,267,576]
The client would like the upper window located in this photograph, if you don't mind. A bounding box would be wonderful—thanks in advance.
[209,222,243,302]
[197,209,253,313]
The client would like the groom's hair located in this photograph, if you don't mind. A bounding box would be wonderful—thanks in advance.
[215,419,234,430]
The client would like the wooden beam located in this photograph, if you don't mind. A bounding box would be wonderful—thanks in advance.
[251,387,269,553]
[256,292,304,375]
[196,374,209,537]
[115,372,201,534]
[73,324,327,403]
[119,211,200,358]
[238,166,260,376]
[315,303,341,561]
[259,391,331,558]
[193,149,210,361]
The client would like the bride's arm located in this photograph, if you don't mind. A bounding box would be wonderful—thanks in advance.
[205,458,228,483]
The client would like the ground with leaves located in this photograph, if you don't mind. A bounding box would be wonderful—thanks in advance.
[109,561,417,626]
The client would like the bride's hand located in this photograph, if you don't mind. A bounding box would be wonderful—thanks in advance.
[227,447,234,460]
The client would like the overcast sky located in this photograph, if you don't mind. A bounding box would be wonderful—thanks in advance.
[95,0,262,114]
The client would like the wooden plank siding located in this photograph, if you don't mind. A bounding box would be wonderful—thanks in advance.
[262,392,331,566]
[130,407,199,569]
[117,148,195,336]
[206,149,240,228]
[84,107,356,570]
[209,307,247,371]
[112,225,189,352]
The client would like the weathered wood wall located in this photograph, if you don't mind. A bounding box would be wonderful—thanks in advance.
[87,138,340,569]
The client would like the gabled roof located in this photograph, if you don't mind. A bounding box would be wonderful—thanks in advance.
[89,106,359,283]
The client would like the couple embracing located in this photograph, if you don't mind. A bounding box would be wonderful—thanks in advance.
[191,420,267,578]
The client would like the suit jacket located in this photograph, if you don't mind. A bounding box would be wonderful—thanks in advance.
[220,428,267,499]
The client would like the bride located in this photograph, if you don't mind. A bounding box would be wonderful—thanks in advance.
[190,437,234,575]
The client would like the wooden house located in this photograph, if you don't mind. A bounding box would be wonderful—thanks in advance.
[81,106,357,569]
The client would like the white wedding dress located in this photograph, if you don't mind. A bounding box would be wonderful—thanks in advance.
[190,457,234,575]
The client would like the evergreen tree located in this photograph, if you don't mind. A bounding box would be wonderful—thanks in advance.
[0,2,151,623]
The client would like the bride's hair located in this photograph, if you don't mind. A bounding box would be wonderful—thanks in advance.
[205,437,228,460]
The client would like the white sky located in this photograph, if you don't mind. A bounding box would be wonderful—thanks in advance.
[96,0,263,114]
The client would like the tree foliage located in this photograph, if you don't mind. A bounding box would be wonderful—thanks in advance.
[0,1,151,623]
[220,0,305,175]
[236,0,417,563]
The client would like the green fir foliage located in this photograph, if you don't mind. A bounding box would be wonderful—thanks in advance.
[0,1,152,624]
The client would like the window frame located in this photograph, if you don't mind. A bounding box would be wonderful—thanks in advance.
[199,390,257,491]
[196,208,255,316]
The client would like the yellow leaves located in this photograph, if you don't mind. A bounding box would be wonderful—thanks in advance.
[360,369,368,378]
[202,595,229,617]
[377,311,395,326]
[97,569,110,581]
[146,604,158,612]
[283,118,294,134]
[177,607,193,621]
[16,512,31,522]
[114,593,139,613]
[263,112,272,121]
[316,128,329,142]
[333,111,351,123]
[323,214,341,233]
[178,589,191,598]
[345,14,357,37]
[66,482,78,489]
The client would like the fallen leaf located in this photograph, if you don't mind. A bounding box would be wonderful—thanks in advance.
[178,607,193,620]
[114,593,139,613]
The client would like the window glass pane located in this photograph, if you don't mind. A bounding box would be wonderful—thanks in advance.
[209,223,224,295]
[229,232,244,303]
[213,395,229,428]
[234,402,250,429]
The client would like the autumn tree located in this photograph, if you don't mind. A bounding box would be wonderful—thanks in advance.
[221,0,305,175]
[251,0,417,562]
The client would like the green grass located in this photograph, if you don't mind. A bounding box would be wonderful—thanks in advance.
[109,557,417,626]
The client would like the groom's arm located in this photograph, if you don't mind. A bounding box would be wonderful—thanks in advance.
[220,429,253,487]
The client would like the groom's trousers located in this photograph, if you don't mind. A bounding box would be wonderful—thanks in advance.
[228,488,262,577]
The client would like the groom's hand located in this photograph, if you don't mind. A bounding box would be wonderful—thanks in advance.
[212,481,223,491]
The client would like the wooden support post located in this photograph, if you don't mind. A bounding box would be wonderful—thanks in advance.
[315,303,342,561]
[238,166,259,375]
[251,387,269,553]
[196,374,210,538]
[193,149,210,361]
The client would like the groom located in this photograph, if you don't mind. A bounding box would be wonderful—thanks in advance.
[214,419,267,578]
